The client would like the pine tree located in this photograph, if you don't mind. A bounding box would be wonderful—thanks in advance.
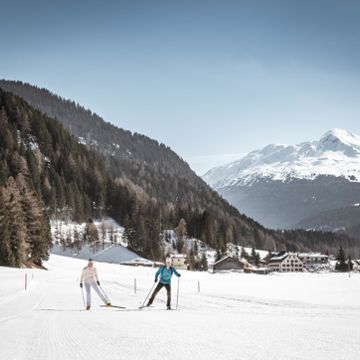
[66,228,72,248]
[175,218,186,254]
[200,253,208,271]
[145,214,162,260]
[39,213,51,263]
[336,246,346,264]
[215,248,222,262]
[248,246,261,266]
[175,218,187,238]
[348,255,353,271]
[0,189,12,266]
[3,177,28,266]
[240,247,248,260]
[188,247,196,270]
[73,184,84,223]
[100,220,107,250]
[234,244,239,259]
[17,175,43,262]
[335,246,347,271]
[254,251,261,267]
[134,215,147,255]
[73,228,82,252]
[109,225,115,245]
[123,226,136,248]
[84,221,99,253]
[264,250,273,264]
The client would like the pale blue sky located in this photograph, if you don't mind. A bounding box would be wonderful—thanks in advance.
[1,0,360,174]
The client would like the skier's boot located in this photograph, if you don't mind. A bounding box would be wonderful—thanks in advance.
[167,305,171,310]
[86,305,91,311]
[106,302,112,307]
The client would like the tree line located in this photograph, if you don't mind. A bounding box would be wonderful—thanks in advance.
[0,175,50,267]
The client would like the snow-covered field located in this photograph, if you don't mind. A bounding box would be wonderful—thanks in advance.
[0,255,359,360]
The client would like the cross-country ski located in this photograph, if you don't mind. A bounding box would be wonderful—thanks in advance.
[100,304,127,309]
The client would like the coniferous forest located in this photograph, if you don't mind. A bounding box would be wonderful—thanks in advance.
[0,85,358,267]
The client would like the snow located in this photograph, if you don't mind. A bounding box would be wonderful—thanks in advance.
[28,139,39,151]
[50,218,151,264]
[298,252,328,259]
[51,218,125,246]
[1,255,359,359]
[51,242,145,264]
[78,136,87,145]
[204,128,360,188]
[238,246,268,259]
[269,253,288,261]
[78,137,98,147]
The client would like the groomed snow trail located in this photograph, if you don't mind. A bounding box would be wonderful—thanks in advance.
[0,255,359,360]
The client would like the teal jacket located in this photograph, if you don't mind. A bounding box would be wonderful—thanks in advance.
[155,265,181,285]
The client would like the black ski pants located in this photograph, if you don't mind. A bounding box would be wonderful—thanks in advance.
[148,283,171,307]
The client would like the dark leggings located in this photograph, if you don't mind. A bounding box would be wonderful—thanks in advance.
[148,283,171,307]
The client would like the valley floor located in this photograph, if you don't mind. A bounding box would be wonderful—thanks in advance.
[0,255,359,360]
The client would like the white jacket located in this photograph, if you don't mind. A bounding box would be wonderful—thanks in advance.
[81,266,99,284]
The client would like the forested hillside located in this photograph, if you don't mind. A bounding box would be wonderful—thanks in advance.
[0,88,265,265]
[0,80,215,207]
[0,83,358,266]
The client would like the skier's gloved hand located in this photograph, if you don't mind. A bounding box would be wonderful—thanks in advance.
[178,274,181,277]
[97,281,100,286]
[80,283,83,288]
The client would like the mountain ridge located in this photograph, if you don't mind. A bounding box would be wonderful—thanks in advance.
[203,129,360,232]
[204,129,360,188]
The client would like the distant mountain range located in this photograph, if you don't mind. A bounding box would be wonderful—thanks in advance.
[205,129,360,187]
[0,80,358,261]
[204,129,360,233]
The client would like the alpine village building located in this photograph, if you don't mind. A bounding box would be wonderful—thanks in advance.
[210,252,330,273]
[298,253,329,270]
[268,252,304,272]
[211,256,251,273]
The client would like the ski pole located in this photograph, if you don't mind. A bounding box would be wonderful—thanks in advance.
[99,285,111,303]
[81,287,86,308]
[176,277,180,310]
[140,281,158,308]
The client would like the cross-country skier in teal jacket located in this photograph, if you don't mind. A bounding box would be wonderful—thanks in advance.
[147,256,181,309]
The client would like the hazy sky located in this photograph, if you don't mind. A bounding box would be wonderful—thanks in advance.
[1,0,360,174]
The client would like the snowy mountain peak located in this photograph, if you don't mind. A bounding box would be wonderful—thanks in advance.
[318,129,360,155]
[204,129,360,188]
[321,128,360,144]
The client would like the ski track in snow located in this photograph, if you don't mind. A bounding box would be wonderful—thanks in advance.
[0,255,360,360]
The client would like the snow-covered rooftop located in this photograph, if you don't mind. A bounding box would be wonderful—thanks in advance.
[298,253,329,258]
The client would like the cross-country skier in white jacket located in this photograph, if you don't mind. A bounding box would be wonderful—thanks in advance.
[80,259,111,310]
